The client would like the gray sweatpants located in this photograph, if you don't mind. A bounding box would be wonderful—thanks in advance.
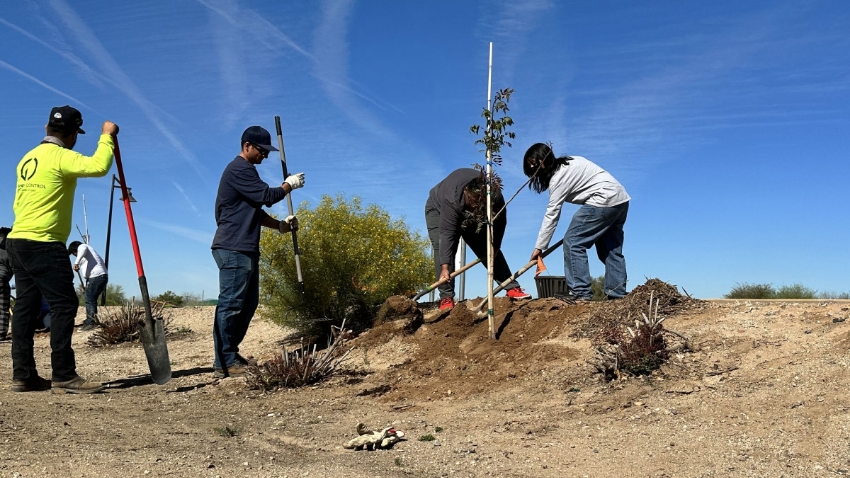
[424,198,519,300]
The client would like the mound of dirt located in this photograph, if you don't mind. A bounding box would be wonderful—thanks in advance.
[346,279,705,402]
[349,295,590,401]
[575,278,704,342]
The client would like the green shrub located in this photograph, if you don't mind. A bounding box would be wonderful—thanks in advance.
[775,283,816,299]
[724,283,775,299]
[725,282,828,300]
[153,290,184,307]
[819,291,850,299]
[259,195,432,336]
[80,283,127,306]
[591,276,605,301]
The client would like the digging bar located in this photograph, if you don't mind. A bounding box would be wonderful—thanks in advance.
[112,136,172,385]
[412,258,482,301]
[274,116,305,299]
[471,239,565,314]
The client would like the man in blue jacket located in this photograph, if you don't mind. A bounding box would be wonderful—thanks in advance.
[211,126,304,378]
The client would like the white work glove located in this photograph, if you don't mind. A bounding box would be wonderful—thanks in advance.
[284,172,305,190]
[279,215,298,233]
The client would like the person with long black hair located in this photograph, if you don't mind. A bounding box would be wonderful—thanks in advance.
[524,143,630,301]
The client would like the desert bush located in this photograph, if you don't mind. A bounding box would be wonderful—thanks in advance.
[86,301,171,347]
[591,276,605,301]
[153,290,184,307]
[724,283,776,299]
[246,332,353,391]
[77,282,127,306]
[819,291,850,299]
[725,282,825,299]
[103,284,127,306]
[259,195,432,336]
[775,284,817,299]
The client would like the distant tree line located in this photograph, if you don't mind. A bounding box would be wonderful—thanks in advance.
[725,283,850,299]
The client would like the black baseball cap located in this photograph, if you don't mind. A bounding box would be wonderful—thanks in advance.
[241,126,278,152]
[48,105,85,134]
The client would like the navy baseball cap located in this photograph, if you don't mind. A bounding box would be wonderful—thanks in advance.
[241,126,278,152]
[48,105,85,134]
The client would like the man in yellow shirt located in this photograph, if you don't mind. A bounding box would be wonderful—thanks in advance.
[6,105,118,393]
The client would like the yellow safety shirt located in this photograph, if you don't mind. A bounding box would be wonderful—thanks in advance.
[9,134,114,243]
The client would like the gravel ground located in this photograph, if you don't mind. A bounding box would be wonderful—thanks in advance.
[1,298,850,477]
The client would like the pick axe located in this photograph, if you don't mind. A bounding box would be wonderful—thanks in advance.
[112,136,171,385]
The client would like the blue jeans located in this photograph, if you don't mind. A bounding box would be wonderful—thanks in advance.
[212,249,259,370]
[564,202,629,299]
[84,274,108,325]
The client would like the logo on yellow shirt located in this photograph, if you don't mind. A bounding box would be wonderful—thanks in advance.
[20,158,38,181]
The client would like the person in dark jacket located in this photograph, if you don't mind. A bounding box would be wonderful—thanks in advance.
[0,227,12,341]
[210,126,304,378]
[425,169,531,311]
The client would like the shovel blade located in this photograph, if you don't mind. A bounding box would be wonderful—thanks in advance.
[139,315,171,384]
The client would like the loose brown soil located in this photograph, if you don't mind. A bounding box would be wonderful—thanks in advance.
[2,286,850,477]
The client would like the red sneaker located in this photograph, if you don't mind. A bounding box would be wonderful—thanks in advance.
[439,297,455,311]
[506,287,531,300]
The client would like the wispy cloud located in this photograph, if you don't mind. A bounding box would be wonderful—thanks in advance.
[510,3,849,186]
[195,0,314,60]
[1,15,185,126]
[43,0,211,183]
[140,219,213,245]
[171,181,200,214]
[0,59,90,108]
[312,0,394,139]
[0,15,105,89]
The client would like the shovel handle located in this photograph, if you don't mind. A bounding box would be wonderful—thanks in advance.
[472,239,564,313]
[112,135,171,384]
[412,258,482,301]
[275,116,305,297]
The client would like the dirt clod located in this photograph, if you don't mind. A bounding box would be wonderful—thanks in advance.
[374,295,423,333]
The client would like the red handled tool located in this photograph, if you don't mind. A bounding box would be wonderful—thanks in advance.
[113,135,171,384]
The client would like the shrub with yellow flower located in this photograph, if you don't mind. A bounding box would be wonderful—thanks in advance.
[260,194,431,337]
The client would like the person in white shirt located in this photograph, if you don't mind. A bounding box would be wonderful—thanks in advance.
[524,143,630,301]
[68,241,108,331]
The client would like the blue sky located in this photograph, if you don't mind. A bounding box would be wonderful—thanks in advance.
[1,0,848,300]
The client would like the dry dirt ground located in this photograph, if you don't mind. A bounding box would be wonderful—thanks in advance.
[2,284,850,477]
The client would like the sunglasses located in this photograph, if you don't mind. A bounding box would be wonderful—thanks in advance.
[250,143,269,157]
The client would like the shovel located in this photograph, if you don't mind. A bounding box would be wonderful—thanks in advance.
[112,136,172,385]
[471,239,564,315]
[411,258,482,301]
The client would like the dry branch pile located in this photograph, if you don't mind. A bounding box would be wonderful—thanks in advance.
[87,301,172,348]
[247,321,354,391]
[574,278,700,341]
[588,285,695,380]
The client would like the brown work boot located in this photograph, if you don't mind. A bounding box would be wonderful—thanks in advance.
[11,376,52,392]
[235,353,258,366]
[52,376,105,394]
[213,364,248,379]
